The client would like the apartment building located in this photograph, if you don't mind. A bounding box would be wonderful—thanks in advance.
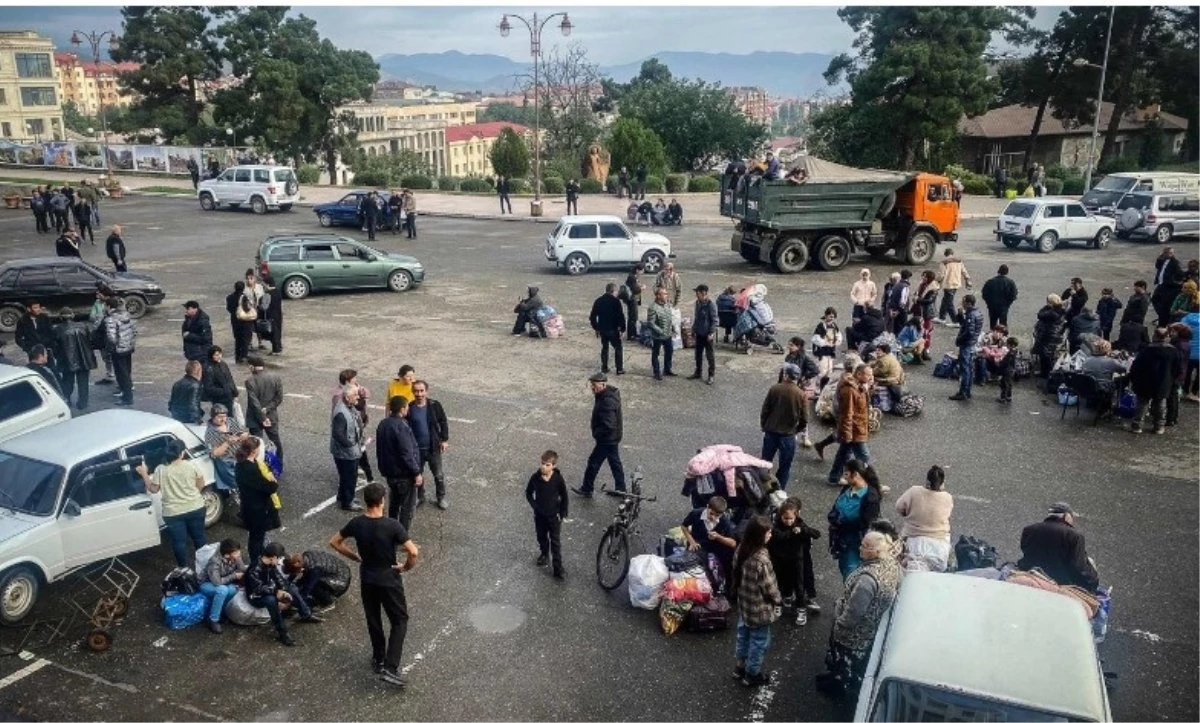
[446,122,530,177]
[54,51,139,116]
[0,31,64,142]
[729,86,772,125]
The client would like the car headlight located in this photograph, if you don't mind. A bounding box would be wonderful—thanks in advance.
[146,284,161,291]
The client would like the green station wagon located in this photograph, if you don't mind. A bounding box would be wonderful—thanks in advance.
[255,234,425,299]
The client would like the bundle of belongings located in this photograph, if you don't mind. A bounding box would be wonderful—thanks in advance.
[680,444,779,516]
[732,284,779,347]
[659,550,733,635]
[535,305,565,338]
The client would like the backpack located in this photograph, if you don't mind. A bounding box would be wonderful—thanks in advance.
[894,393,925,418]
[1117,390,1138,419]
[161,567,200,597]
[954,535,998,571]
[31,195,44,211]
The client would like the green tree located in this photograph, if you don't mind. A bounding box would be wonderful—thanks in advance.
[605,117,668,177]
[349,148,430,185]
[212,8,378,166]
[61,101,93,135]
[480,101,535,126]
[489,127,531,179]
[823,7,1032,170]
[1138,119,1166,170]
[110,6,229,144]
[1149,7,1197,161]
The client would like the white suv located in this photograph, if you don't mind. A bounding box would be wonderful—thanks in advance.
[994,198,1115,253]
[545,215,673,275]
[198,165,301,214]
[0,366,71,445]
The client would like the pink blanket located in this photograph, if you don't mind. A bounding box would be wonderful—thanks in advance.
[686,444,773,497]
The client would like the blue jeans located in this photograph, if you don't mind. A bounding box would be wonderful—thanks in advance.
[162,507,207,568]
[958,348,975,397]
[250,582,312,632]
[761,432,796,489]
[827,440,871,486]
[200,581,237,622]
[735,617,772,675]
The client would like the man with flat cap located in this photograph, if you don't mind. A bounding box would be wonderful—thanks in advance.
[1017,502,1099,590]
[574,372,625,498]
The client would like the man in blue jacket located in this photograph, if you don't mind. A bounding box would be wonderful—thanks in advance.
[949,295,984,401]
[376,396,422,531]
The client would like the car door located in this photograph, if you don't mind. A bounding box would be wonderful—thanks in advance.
[298,242,341,290]
[1066,202,1093,240]
[1041,204,1066,240]
[53,263,103,310]
[214,168,237,202]
[58,451,160,569]
[566,223,599,261]
[231,168,252,204]
[597,222,634,264]
[123,433,194,526]
[14,266,66,309]
[335,242,384,288]
[335,194,363,226]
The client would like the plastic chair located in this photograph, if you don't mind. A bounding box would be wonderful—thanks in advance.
[1059,372,1111,426]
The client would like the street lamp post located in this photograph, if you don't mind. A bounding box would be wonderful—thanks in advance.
[499,11,573,214]
[70,29,119,171]
[1074,7,1114,192]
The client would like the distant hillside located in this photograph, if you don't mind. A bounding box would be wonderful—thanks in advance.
[376,50,842,97]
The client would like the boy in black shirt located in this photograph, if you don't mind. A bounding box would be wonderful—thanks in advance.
[997,337,1020,404]
[525,450,569,579]
[330,482,420,688]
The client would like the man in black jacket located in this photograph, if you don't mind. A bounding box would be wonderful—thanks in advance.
[245,356,284,461]
[1121,280,1150,325]
[359,191,381,241]
[168,360,205,424]
[589,283,626,375]
[690,284,718,384]
[25,345,63,398]
[1126,328,1181,434]
[1151,247,1184,327]
[181,301,213,362]
[203,345,239,413]
[1018,502,1099,591]
[15,302,54,363]
[261,273,284,355]
[410,380,450,510]
[246,542,323,647]
[980,264,1018,329]
[52,306,96,410]
[105,225,127,272]
[566,179,579,215]
[574,373,625,498]
[496,175,512,215]
[376,396,422,532]
[634,164,647,200]
[847,305,885,351]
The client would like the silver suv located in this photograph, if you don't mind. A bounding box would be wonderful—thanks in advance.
[1116,192,1200,243]
[198,165,301,215]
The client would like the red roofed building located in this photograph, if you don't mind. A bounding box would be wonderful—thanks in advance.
[54,51,140,115]
[445,122,531,177]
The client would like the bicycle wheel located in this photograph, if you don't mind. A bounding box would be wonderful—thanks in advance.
[595,526,631,591]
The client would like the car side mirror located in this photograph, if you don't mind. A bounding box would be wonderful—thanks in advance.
[365,254,376,262]
[63,499,81,518]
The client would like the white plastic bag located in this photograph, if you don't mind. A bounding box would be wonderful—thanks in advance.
[224,590,271,626]
[628,554,669,610]
[194,542,220,580]
[232,400,246,428]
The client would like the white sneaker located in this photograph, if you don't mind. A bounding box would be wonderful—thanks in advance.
[795,609,808,626]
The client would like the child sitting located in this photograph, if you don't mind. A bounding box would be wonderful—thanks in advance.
[896,317,925,363]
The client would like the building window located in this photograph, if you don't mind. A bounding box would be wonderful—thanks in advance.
[1,122,10,138]
[0,88,5,105]
[16,53,53,78]
[21,87,57,107]
[26,119,45,135]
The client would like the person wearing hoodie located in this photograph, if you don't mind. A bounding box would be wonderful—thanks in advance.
[574,373,624,498]
[525,450,569,579]
[847,305,884,352]
[1068,307,1101,354]
[103,297,137,405]
[181,301,213,362]
[1031,295,1067,378]
[512,286,547,338]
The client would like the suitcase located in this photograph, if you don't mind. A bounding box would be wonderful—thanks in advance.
[686,594,730,632]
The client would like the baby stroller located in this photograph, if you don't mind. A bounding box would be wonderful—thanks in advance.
[732,284,784,354]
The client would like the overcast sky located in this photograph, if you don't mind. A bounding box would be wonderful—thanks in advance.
[3,5,1063,66]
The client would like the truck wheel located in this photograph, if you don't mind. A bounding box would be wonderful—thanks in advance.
[814,235,852,272]
[904,231,936,265]
[0,566,40,625]
[774,239,809,274]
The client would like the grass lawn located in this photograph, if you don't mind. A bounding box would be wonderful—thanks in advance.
[136,186,195,195]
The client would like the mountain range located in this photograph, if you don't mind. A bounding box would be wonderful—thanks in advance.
[375,50,842,98]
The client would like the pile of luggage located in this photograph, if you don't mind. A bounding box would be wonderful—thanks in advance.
[627,549,732,636]
[534,306,566,338]
[679,444,783,523]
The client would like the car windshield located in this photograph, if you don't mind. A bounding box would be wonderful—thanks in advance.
[549,221,564,239]
[872,680,1076,722]
[0,452,65,516]
[1094,176,1138,193]
[1117,195,1153,211]
[1002,202,1037,219]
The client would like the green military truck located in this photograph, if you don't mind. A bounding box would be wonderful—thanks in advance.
[720,157,961,273]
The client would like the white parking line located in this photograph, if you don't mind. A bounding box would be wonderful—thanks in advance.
[448,417,476,424]
[302,480,368,519]
[284,393,313,399]
[516,428,558,437]
[0,658,49,690]
[401,620,457,676]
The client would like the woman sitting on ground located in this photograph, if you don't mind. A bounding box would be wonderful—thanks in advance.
[894,465,953,572]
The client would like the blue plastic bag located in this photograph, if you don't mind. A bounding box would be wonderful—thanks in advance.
[1117,390,1137,419]
[161,592,207,630]
[265,449,283,478]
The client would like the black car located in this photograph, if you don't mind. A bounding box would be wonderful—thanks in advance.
[0,258,166,333]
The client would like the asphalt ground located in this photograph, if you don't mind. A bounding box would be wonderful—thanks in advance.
[0,198,1195,722]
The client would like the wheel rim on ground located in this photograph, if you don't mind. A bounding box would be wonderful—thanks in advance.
[200,195,214,210]
[252,198,266,214]
[87,629,112,652]
[2,574,35,622]
[389,270,412,292]
[816,236,851,271]
[595,528,630,590]
[285,278,309,299]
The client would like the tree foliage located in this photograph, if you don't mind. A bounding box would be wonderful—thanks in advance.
[349,148,430,186]
[605,117,668,178]
[480,101,535,126]
[489,127,531,179]
[526,43,603,163]
[110,6,229,144]
[822,6,1033,170]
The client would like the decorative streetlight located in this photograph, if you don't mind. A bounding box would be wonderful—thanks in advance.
[70,29,119,171]
[499,11,573,215]
[1073,7,1114,192]
[226,126,235,151]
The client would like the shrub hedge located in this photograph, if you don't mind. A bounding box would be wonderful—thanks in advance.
[687,176,720,193]
[665,174,689,193]
[296,164,321,184]
[580,178,604,194]
[460,178,492,192]
[437,175,459,191]
[399,175,433,190]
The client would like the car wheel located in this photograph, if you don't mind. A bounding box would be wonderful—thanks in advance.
[1037,231,1057,253]
[1093,227,1112,249]
[640,251,664,274]
[283,276,311,300]
[814,235,852,272]
[318,212,333,227]
[199,193,215,211]
[1155,225,1173,244]
[202,487,224,529]
[564,252,591,276]
[774,239,809,273]
[0,306,22,334]
[904,231,936,265]
[388,269,414,292]
[250,196,267,215]
[0,566,40,625]
[279,204,293,212]
[122,295,147,319]
[1001,235,1022,249]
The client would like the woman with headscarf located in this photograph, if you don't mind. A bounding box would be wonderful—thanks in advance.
[1169,280,1199,323]
[815,530,902,700]
[826,458,882,579]
[894,466,953,572]
[1031,294,1067,378]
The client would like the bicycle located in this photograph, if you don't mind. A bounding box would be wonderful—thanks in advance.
[595,466,657,591]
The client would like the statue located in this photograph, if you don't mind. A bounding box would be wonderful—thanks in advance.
[582,143,611,183]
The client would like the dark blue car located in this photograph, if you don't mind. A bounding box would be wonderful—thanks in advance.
[313,191,394,229]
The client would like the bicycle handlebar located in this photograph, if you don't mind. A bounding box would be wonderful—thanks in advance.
[601,485,656,502]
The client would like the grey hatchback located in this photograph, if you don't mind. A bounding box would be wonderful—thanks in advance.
[255,234,425,299]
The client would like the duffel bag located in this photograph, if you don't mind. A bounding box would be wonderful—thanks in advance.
[303,549,352,598]
[162,567,200,597]
[665,548,704,572]
[161,592,207,630]
[685,594,731,632]
[224,590,272,626]
[954,535,998,571]
[932,353,959,379]
[894,393,924,418]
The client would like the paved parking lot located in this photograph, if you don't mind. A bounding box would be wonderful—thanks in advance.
[0,197,1195,721]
